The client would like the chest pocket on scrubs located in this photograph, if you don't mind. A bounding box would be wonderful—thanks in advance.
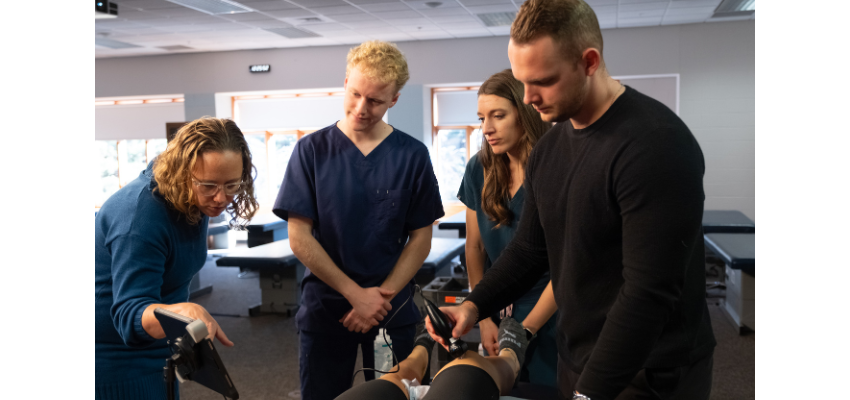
[372,189,412,244]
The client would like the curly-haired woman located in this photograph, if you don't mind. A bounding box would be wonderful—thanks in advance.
[95,117,258,399]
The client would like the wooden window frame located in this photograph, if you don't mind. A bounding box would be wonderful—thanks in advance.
[96,138,168,208]
[430,87,481,207]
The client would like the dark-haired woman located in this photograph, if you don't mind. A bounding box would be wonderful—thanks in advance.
[95,118,259,399]
[457,69,558,387]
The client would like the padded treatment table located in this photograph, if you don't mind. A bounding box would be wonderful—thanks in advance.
[246,213,289,248]
[207,221,230,236]
[702,210,755,234]
[415,237,467,286]
[216,239,305,316]
[704,233,755,332]
[188,222,232,300]
[437,212,467,238]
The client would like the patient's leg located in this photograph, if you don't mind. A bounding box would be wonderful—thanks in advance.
[376,344,430,398]
[433,349,519,395]
[430,317,530,397]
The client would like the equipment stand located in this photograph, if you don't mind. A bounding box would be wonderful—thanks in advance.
[164,358,176,400]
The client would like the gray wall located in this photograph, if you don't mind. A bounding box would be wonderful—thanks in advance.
[96,20,755,219]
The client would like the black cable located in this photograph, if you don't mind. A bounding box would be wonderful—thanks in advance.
[349,283,421,386]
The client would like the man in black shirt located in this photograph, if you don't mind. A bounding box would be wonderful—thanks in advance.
[426,1,716,399]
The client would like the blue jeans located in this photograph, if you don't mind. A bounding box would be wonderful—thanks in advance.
[299,323,416,400]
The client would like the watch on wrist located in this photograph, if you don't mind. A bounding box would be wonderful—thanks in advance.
[572,391,591,400]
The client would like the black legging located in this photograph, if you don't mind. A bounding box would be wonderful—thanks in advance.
[335,365,500,400]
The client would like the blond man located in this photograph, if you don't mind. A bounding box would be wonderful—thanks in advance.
[430,1,716,399]
[273,40,444,400]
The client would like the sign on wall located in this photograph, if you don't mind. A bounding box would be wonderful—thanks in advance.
[249,65,271,73]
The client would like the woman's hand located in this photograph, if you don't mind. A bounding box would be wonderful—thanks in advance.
[479,317,500,356]
[142,303,234,347]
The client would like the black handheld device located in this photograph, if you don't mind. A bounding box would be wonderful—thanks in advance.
[154,308,239,400]
[423,298,468,358]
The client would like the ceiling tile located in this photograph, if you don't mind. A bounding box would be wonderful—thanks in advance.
[352,27,403,35]
[435,22,480,30]
[585,0,618,5]
[310,5,364,15]
[457,0,513,5]
[486,25,511,35]
[429,15,479,23]
[244,20,294,28]
[317,29,363,37]
[329,13,378,22]
[263,9,320,18]
[661,15,707,25]
[406,31,453,40]
[443,27,491,36]
[464,4,518,14]
[368,33,416,42]
[668,0,721,8]
[115,9,162,20]
[664,6,716,16]
[358,3,414,12]
[619,0,667,3]
[289,0,349,6]
[416,7,467,17]
[243,1,303,11]
[388,18,433,26]
[405,0,463,9]
[345,0,401,4]
[618,2,669,12]
[371,10,423,19]
[618,8,666,19]
[344,20,391,28]
[300,22,351,31]
[217,12,277,21]
[395,24,443,32]
[617,16,663,27]
[142,7,209,17]
[115,0,183,10]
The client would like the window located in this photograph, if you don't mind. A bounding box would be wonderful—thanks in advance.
[231,91,340,208]
[431,87,481,204]
[240,130,313,206]
[95,138,167,207]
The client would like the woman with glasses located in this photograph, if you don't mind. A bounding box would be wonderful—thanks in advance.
[95,117,258,399]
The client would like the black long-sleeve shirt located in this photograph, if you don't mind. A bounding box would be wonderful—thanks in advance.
[466,86,716,399]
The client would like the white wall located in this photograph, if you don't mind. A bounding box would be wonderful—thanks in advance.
[95,102,185,140]
[95,20,755,219]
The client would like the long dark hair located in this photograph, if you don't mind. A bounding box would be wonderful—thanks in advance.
[478,69,550,227]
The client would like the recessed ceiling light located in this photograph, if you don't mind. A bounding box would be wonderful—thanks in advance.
[164,0,251,15]
[477,12,516,27]
[712,0,755,18]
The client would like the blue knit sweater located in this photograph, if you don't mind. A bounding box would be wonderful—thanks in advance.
[95,162,208,399]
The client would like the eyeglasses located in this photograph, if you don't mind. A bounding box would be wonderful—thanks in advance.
[192,179,245,197]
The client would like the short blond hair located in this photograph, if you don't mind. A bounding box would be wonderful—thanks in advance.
[511,0,603,64]
[346,40,410,93]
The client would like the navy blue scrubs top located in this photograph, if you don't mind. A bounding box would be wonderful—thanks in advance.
[273,123,444,333]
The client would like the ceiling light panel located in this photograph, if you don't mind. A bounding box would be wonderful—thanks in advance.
[95,38,143,48]
[164,0,252,15]
[712,0,754,17]
[264,27,322,38]
[476,11,515,27]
